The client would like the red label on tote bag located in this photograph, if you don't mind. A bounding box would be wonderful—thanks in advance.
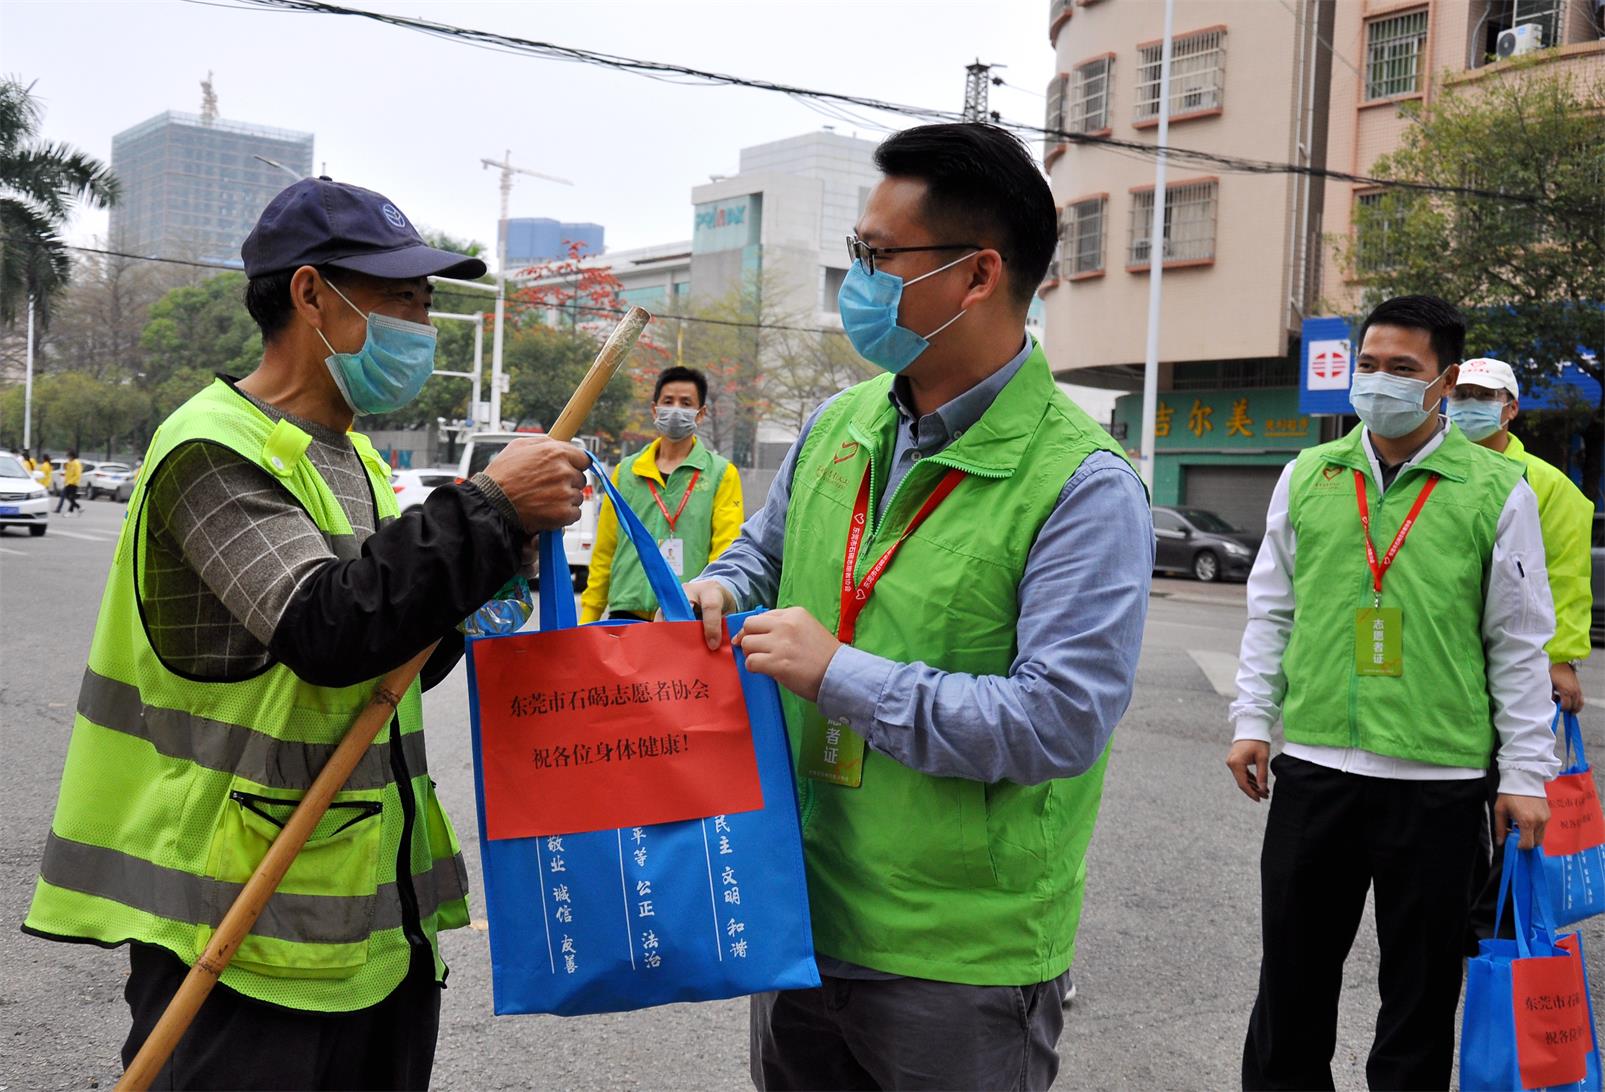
[1545,771,1605,858]
[473,621,764,839]
[1511,939,1591,1089]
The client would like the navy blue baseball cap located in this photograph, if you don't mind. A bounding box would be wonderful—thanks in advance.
[242,177,488,280]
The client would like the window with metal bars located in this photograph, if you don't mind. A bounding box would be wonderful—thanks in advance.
[1045,73,1069,158]
[1128,181,1217,265]
[1066,197,1106,275]
[1512,0,1562,46]
[1354,191,1409,273]
[1364,10,1428,100]
[1135,29,1226,122]
[1069,57,1113,134]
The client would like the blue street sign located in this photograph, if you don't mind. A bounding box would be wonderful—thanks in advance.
[1300,316,1356,416]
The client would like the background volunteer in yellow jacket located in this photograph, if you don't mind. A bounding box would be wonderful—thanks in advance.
[682,124,1153,1090]
[55,449,83,515]
[1226,296,1558,1090]
[580,365,743,622]
[1448,357,1593,712]
[23,178,589,1090]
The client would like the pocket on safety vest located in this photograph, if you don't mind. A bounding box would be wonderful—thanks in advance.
[197,782,385,980]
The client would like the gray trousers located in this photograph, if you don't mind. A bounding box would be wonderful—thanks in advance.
[750,971,1070,1091]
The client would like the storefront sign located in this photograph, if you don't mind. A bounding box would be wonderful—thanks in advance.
[1301,316,1356,415]
[1114,388,1317,452]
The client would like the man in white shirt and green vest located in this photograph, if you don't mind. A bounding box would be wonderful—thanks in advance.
[681,123,1153,1089]
[23,178,589,1089]
[1227,295,1559,1089]
[581,365,744,622]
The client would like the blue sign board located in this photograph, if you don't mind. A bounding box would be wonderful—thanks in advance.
[1300,316,1356,416]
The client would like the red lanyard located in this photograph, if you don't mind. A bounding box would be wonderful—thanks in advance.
[838,465,966,643]
[1353,469,1439,606]
[647,470,701,533]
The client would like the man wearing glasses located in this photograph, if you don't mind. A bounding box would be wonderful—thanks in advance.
[681,123,1153,1089]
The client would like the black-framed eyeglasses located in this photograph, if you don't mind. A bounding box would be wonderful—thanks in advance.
[845,234,981,276]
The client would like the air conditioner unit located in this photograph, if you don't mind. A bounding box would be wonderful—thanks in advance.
[1496,22,1545,58]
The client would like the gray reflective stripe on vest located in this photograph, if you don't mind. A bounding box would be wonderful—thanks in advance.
[41,833,468,944]
[76,668,429,791]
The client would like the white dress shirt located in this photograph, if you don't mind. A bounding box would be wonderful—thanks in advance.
[1231,421,1559,797]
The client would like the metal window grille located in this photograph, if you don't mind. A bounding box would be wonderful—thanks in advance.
[1069,58,1112,134]
[1067,197,1106,274]
[1512,0,1562,46]
[1355,191,1407,272]
[1135,29,1226,122]
[1128,181,1217,265]
[1364,10,1428,100]
[1045,73,1069,157]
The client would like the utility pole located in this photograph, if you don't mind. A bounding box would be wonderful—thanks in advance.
[962,60,1006,123]
[1138,0,1176,490]
[23,296,34,451]
[480,151,573,430]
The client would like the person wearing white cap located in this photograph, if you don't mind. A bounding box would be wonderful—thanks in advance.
[1448,357,1592,712]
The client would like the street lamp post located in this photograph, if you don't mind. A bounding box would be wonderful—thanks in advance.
[23,296,34,451]
[1138,0,1176,491]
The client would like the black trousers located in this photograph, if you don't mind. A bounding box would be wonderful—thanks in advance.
[121,942,441,1091]
[1466,760,1514,947]
[56,483,79,512]
[1242,754,1487,1091]
[751,972,1070,1091]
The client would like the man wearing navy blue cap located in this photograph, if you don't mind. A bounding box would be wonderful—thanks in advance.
[25,178,590,1089]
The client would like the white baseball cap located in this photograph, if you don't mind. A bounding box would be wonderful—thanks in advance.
[1458,357,1519,398]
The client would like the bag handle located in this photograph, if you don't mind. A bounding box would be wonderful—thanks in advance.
[535,453,696,632]
[1562,707,1586,769]
[1497,830,1566,958]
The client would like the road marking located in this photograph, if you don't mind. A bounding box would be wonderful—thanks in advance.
[0,545,23,556]
[47,529,114,542]
[1188,649,1240,698]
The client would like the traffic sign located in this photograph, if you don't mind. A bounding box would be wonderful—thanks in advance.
[1300,316,1356,415]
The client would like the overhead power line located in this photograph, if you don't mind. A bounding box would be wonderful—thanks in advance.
[187,0,1575,208]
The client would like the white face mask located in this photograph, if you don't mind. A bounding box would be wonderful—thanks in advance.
[1350,370,1446,438]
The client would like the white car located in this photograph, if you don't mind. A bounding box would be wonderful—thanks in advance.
[458,431,604,592]
[390,467,461,512]
[0,453,51,536]
[84,461,136,502]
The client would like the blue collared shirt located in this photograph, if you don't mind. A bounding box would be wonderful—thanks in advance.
[698,334,1153,788]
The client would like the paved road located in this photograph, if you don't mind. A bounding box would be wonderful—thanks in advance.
[2,499,1602,1089]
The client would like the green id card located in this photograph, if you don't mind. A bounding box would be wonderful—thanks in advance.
[799,706,866,787]
[1354,607,1403,676]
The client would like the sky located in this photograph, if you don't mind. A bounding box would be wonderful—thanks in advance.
[3,0,1056,257]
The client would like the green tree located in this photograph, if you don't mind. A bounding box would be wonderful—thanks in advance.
[1340,63,1605,503]
[138,272,261,428]
[0,77,118,328]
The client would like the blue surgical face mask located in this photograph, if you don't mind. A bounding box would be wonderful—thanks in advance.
[1349,369,1446,439]
[837,251,978,374]
[316,281,438,416]
[1447,397,1507,441]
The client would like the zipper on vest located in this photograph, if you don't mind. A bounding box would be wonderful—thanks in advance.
[387,713,427,950]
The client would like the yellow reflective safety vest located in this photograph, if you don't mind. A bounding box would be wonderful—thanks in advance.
[24,379,469,1012]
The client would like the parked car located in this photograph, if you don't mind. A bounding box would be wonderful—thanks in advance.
[1152,506,1261,583]
[0,452,50,536]
[390,467,460,512]
[458,431,605,592]
[49,459,98,496]
[84,462,136,501]
[1591,512,1603,648]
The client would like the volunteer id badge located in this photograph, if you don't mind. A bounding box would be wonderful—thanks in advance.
[1354,607,1403,676]
[658,536,685,577]
[799,706,865,787]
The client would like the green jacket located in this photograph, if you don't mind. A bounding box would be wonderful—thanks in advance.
[776,345,1128,986]
[1502,433,1593,664]
[1282,425,1526,767]
[25,379,469,1012]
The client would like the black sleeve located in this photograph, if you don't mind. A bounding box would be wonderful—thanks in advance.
[268,482,526,688]
[419,628,466,692]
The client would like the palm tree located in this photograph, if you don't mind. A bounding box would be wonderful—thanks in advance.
[0,76,118,328]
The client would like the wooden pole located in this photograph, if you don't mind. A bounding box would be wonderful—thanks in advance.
[117,306,652,1091]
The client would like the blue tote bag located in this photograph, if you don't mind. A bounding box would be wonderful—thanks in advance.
[1463,834,1602,1091]
[1542,707,1605,927]
[465,457,819,1017]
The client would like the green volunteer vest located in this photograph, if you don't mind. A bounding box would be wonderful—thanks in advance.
[777,346,1130,985]
[1282,424,1526,767]
[606,438,729,615]
[24,379,470,1013]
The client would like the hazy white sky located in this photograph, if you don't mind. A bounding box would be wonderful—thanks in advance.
[4,0,1056,256]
